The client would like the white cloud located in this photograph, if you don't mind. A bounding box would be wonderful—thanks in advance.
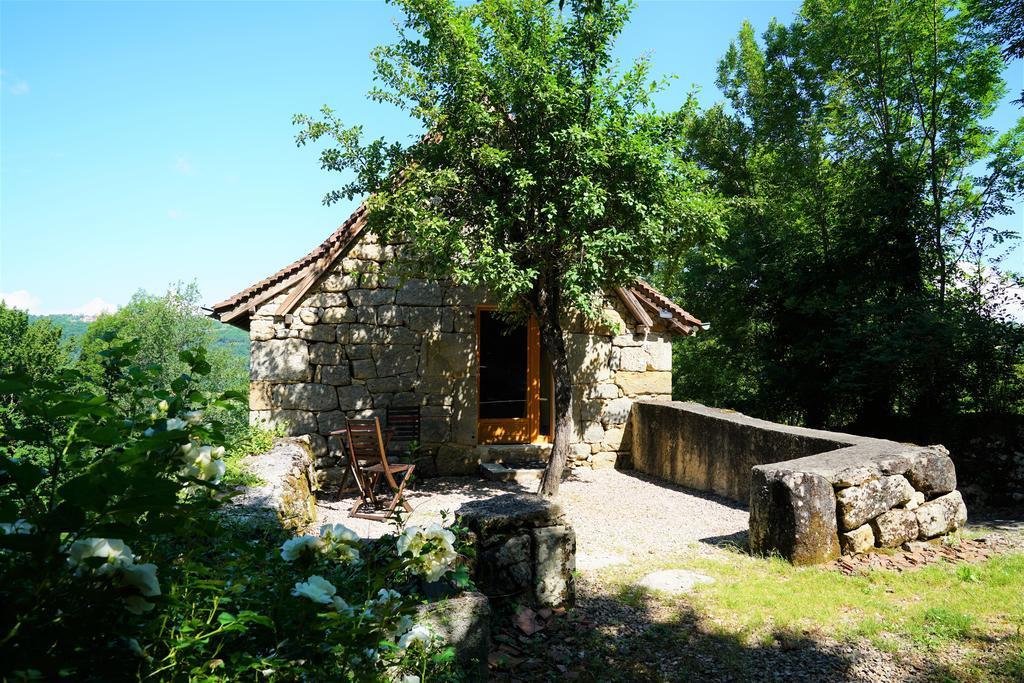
[173,156,194,174]
[167,208,183,220]
[0,289,41,312]
[69,298,118,316]
[9,80,29,96]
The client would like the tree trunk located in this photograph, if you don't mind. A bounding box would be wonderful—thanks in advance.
[534,271,573,497]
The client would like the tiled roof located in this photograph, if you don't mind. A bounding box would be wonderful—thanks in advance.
[210,203,701,336]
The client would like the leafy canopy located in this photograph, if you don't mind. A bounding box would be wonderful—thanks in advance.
[295,0,719,315]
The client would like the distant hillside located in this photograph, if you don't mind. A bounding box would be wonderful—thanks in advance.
[29,314,93,342]
[30,314,250,360]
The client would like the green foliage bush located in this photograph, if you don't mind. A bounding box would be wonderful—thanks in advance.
[0,343,472,681]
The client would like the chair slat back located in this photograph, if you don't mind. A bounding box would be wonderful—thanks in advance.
[346,418,387,469]
[386,406,421,448]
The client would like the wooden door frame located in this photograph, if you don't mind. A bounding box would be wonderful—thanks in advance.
[476,306,550,445]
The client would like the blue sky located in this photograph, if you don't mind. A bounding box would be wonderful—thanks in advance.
[1,0,1021,315]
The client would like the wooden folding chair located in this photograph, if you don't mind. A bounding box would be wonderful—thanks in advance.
[386,406,439,477]
[344,417,415,521]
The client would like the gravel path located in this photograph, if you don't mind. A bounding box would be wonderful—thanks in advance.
[313,468,749,570]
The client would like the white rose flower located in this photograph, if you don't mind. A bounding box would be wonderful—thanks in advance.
[121,562,161,597]
[182,410,204,425]
[291,575,336,604]
[122,595,155,614]
[397,624,433,650]
[166,417,187,431]
[397,524,458,581]
[67,538,135,569]
[280,535,323,561]
[212,445,225,459]
[401,676,421,683]
[157,400,169,413]
[320,523,359,544]
[143,428,155,438]
[0,519,34,535]
[335,544,360,563]
[391,614,414,638]
[332,596,355,617]
[199,457,226,484]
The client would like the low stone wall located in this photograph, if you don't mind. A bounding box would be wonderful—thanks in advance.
[457,494,576,609]
[229,437,318,531]
[630,401,847,503]
[630,401,968,565]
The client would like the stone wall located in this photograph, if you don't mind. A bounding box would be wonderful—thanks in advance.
[247,230,673,489]
[630,400,968,565]
[457,494,576,609]
[629,401,848,502]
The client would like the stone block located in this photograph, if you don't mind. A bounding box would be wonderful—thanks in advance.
[915,490,967,539]
[231,439,317,531]
[566,333,612,383]
[749,468,840,565]
[415,593,490,680]
[346,344,373,360]
[317,411,345,435]
[611,333,645,347]
[904,447,957,497]
[298,308,319,325]
[832,467,879,488]
[458,494,567,536]
[835,475,914,530]
[299,325,336,342]
[588,383,620,400]
[349,324,375,344]
[320,273,360,292]
[376,304,406,326]
[379,325,420,346]
[271,383,338,411]
[840,524,875,555]
[351,359,377,379]
[265,409,317,435]
[870,508,919,548]
[347,288,395,307]
[249,381,272,411]
[320,306,355,323]
[905,491,925,510]
[533,525,576,608]
[602,427,625,451]
[615,371,671,397]
[582,421,605,444]
[366,375,415,394]
[318,364,351,386]
[308,343,344,365]
[305,292,348,308]
[396,279,445,305]
[355,307,376,325]
[614,346,650,372]
[251,339,310,382]
[336,384,372,410]
[376,347,419,376]
[407,307,445,331]
[250,320,276,341]
[599,397,633,426]
[648,341,673,371]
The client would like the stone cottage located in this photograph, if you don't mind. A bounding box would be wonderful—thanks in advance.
[210,203,703,484]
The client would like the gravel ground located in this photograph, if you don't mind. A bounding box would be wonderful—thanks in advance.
[313,468,750,570]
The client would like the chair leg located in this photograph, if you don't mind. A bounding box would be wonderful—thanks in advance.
[386,465,415,514]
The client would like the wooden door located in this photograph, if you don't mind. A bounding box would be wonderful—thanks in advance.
[476,308,544,445]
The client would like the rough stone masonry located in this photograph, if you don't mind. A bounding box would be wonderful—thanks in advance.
[246,230,674,490]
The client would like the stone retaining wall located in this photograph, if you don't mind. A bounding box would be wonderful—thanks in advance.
[457,494,576,609]
[630,401,968,565]
[247,229,673,490]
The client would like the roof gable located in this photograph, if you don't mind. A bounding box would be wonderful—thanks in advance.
[210,204,701,335]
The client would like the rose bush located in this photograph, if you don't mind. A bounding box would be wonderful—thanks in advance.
[0,340,474,681]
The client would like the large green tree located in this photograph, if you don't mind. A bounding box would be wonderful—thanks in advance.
[78,283,248,409]
[295,0,719,495]
[667,0,1024,430]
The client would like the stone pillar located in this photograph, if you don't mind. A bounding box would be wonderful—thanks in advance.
[456,494,576,609]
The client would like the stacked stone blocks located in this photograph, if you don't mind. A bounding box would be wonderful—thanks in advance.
[247,230,673,489]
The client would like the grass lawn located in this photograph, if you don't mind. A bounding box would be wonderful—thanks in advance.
[584,538,1024,681]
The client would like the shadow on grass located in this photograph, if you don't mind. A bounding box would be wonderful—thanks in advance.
[485,581,988,683]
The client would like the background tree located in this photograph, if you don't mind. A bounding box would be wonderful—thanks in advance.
[665,0,1024,435]
[78,282,248,416]
[295,0,720,495]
